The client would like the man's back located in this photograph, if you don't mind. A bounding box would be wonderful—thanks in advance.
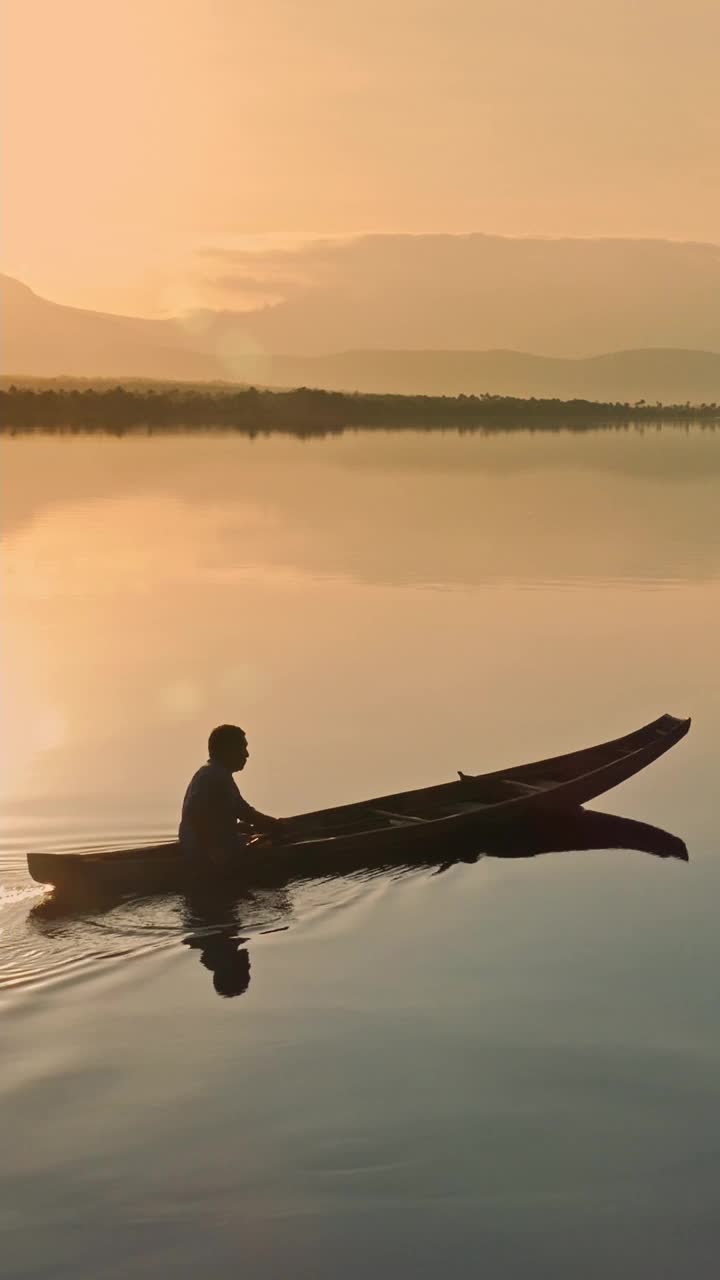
[179,759,243,856]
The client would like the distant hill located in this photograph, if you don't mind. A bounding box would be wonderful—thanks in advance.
[260,349,720,404]
[2,268,719,402]
[0,274,223,381]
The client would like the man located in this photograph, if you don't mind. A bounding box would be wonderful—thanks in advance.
[179,724,280,867]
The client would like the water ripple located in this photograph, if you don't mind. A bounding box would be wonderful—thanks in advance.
[0,818,340,996]
[0,824,189,994]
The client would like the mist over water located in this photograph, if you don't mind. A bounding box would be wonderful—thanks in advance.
[2,426,719,1278]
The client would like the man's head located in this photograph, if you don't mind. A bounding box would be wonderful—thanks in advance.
[208,724,249,772]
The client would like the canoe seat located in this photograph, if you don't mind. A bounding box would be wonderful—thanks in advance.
[370,809,428,826]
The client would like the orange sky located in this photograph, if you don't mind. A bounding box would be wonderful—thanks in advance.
[2,0,718,316]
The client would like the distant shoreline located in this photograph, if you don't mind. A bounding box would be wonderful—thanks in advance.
[1,383,718,435]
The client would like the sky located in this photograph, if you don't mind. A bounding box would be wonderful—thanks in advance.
[2,0,719,317]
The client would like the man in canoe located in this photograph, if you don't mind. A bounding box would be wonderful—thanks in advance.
[179,724,281,867]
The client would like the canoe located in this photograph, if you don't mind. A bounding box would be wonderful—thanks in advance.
[26,713,690,899]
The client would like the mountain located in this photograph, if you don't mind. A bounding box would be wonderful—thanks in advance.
[2,251,720,402]
[0,274,223,381]
[257,348,720,403]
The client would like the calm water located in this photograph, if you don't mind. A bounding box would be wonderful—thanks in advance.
[2,426,720,1278]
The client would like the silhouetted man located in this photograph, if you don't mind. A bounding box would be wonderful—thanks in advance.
[179,724,280,868]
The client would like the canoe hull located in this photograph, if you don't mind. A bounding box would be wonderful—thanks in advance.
[26,713,690,899]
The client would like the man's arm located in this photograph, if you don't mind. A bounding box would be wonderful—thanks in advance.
[247,807,283,835]
[233,787,281,834]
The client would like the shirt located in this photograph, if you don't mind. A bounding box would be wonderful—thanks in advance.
[178,759,252,856]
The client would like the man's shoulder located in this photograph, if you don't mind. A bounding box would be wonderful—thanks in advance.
[192,761,216,777]
[186,760,220,790]
[188,760,237,788]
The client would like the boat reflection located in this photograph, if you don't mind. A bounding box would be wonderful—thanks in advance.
[461,807,687,863]
[176,808,689,998]
[28,808,687,999]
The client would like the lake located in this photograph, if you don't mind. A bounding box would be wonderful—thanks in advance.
[2,425,719,1278]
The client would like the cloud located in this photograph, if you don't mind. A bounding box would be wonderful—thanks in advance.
[189,233,720,357]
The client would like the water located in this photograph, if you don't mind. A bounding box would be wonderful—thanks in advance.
[1,426,719,1278]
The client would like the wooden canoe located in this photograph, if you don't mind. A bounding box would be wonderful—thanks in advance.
[26,808,688,935]
[26,713,690,899]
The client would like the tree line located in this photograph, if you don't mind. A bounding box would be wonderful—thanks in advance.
[1,384,718,434]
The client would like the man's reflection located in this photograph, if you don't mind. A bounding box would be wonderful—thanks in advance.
[181,883,291,999]
[183,924,251,998]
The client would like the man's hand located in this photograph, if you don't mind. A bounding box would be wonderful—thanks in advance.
[250,810,286,837]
